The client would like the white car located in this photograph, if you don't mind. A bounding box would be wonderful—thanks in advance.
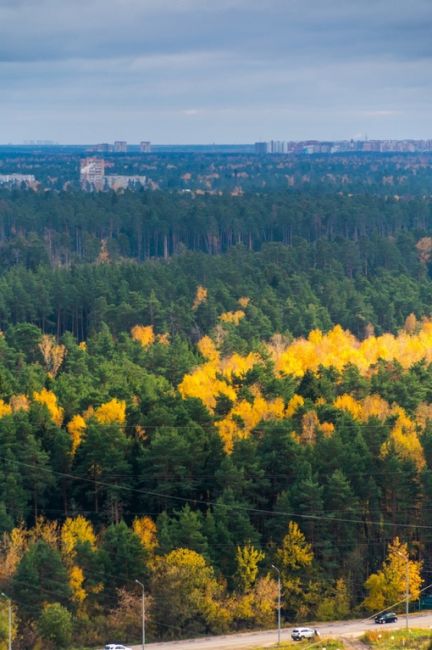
[104,645,133,650]
[291,627,319,641]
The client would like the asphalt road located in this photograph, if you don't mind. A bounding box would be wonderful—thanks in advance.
[118,611,432,649]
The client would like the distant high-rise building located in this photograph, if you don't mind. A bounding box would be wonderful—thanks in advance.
[270,140,288,154]
[80,158,105,190]
[114,141,128,153]
[254,142,270,154]
[139,141,152,153]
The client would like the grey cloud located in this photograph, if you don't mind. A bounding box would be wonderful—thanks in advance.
[1,0,432,142]
[1,0,431,63]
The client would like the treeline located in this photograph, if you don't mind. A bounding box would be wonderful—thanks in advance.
[0,190,432,265]
[0,240,430,340]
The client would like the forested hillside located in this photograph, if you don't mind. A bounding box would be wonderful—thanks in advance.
[1,185,432,647]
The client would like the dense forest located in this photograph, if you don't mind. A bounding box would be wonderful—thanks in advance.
[2,177,432,647]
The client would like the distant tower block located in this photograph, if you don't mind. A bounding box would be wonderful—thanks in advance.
[80,158,105,190]
[139,141,152,153]
[114,140,128,152]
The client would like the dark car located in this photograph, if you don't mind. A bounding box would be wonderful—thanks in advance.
[374,612,398,624]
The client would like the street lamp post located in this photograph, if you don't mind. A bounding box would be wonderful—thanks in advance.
[271,564,281,645]
[135,579,145,650]
[396,550,410,631]
[405,555,410,632]
[1,592,12,650]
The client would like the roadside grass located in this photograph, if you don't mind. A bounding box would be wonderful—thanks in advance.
[361,627,432,648]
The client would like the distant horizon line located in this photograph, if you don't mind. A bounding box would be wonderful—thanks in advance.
[1,137,432,147]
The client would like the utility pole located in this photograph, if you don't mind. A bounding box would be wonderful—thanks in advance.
[135,579,145,650]
[271,564,281,645]
[1,592,12,650]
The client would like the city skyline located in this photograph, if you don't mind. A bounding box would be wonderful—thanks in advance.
[1,0,432,144]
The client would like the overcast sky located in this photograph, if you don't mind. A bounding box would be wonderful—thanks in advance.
[1,0,431,144]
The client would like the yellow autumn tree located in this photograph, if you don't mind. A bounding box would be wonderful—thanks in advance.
[69,565,86,605]
[334,394,362,419]
[276,521,314,614]
[30,516,60,548]
[300,410,320,445]
[286,394,304,417]
[0,400,12,418]
[0,525,29,578]
[67,414,87,455]
[151,548,230,635]
[33,388,64,426]
[94,398,126,426]
[193,285,208,309]
[61,516,96,559]
[9,394,29,413]
[381,407,425,471]
[363,537,422,612]
[197,335,219,363]
[219,310,245,325]
[235,544,265,592]
[131,324,155,348]
[133,516,158,556]
[38,334,66,377]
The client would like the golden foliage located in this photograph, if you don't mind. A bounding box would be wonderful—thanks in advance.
[38,334,66,377]
[132,516,158,555]
[30,516,60,548]
[193,285,208,310]
[178,355,236,413]
[179,320,432,453]
[360,395,391,421]
[1,525,29,578]
[0,399,12,418]
[301,410,320,444]
[363,537,423,611]
[276,521,314,572]
[404,312,418,334]
[157,333,170,345]
[286,394,304,417]
[78,341,87,351]
[33,387,64,426]
[219,310,245,325]
[217,389,285,453]
[235,544,265,592]
[238,296,250,308]
[69,565,86,604]
[61,516,96,558]
[94,398,126,426]
[131,324,155,347]
[220,352,259,381]
[67,415,87,455]
[197,335,219,363]
[231,575,277,628]
[415,402,432,431]
[9,394,29,412]
[97,238,110,263]
[381,407,425,471]
[416,236,432,264]
[321,421,335,438]
[268,321,432,377]
[334,394,362,419]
